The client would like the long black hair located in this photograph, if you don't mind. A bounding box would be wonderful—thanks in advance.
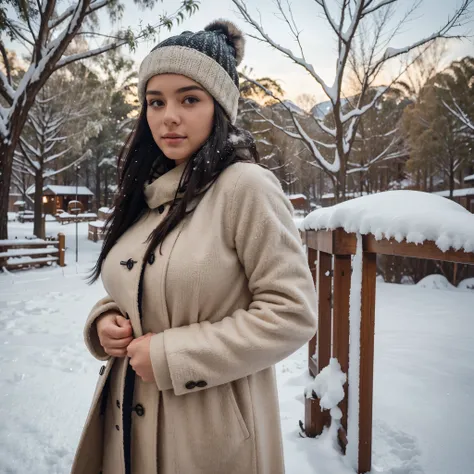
[88,99,261,284]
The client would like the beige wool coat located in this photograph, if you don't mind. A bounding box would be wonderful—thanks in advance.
[71,161,318,474]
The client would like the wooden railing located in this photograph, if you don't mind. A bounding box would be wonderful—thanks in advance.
[0,234,66,271]
[301,227,474,474]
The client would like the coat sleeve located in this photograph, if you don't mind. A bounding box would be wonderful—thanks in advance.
[149,164,318,395]
[84,295,121,361]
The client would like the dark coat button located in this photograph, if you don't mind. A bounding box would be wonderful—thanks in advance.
[196,380,207,388]
[185,381,197,390]
[99,365,105,375]
[115,425,120,431]
[125,312,130,320]
[116,400,120,409]
[120,258,136,270]
[134,404,145,416]
[158,205,165,214]
[148,253,155,265]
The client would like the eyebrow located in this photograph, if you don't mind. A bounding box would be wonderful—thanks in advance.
[146,85,205,96]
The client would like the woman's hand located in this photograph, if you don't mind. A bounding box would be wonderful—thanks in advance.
[127,333,156,383]
[96,311,133,357]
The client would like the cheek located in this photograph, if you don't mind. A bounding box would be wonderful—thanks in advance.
[147,110,161,134]
[191,106,214,143]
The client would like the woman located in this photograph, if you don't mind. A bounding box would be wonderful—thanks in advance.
[71,19,318,474]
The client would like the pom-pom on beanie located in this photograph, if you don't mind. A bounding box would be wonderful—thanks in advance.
[138,19,245,124]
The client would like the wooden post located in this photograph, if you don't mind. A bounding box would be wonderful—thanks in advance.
[306,250,333,434]
[317,251,332,372]
[307,247,317,372]
[358,251,376,473]
[58,233,65,267]
[333,254,351,444]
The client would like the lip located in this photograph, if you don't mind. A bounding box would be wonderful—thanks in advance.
[162,136,186,146]
[162,134,186,139]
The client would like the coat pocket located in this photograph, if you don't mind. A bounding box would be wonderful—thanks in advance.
[170,381,253,474]
[225,382,250,440]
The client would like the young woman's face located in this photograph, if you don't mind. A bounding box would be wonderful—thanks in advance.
[146,74,215,165]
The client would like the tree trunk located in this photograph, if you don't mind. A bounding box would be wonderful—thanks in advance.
[95,161,101,211]
[449,154,454,199]
[33,172,45,239]
[0,142,13,239]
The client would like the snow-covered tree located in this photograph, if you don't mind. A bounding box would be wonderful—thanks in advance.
[0,0,199,239]
[12,67,102,238]
[231,0,472,202]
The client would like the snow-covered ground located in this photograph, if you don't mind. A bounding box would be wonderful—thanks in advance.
[1,221,473,473]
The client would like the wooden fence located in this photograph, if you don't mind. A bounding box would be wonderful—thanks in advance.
[301,227,474,474]
[0,234,66,271]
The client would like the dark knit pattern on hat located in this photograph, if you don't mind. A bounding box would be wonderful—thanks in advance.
[151,29,239,88]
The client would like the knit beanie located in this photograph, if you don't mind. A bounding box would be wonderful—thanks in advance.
[138,19,245,124]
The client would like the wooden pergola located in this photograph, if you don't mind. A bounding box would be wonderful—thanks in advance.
[300,227,474,474]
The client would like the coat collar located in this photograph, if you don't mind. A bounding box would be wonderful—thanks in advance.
[144,162,187,209]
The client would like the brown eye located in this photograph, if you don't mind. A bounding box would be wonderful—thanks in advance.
[183,96,199,105]
[149,99,164,107]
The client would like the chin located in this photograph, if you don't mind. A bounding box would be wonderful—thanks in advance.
[163,149,189,163]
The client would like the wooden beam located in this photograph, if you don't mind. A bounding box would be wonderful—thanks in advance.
[304,229,474,265]
[333,255,351,435]
[358,251,376,474]
[306,229,356,255]
[317,251,332,372]
[308,248,317,376]
[365,235,474,265]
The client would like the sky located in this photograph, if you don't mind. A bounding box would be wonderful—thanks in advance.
[6,0,474,103]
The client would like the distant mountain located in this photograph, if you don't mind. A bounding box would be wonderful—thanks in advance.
[270,100,306,116]
[311,98,348,119]
[281,100,305,116]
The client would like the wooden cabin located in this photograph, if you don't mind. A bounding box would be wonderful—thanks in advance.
[26,185,94,215]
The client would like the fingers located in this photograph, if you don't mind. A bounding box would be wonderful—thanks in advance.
[106,347,128,357]
[105,318,132,339]
[107,336,134,349]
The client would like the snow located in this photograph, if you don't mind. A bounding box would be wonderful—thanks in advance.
[0,238,52,246]
[301,190,474,253]
[416,274,456,291]
[434,187,474,198]
[1,220,474,473]
[26,185,94,196]
[89,220,106,228]
[307,358,346,412]
[288,194,307,200]
[13,200,26,206]
[6,255,58,265]
[464,174,474,183]
[98,207,111,213]
[0,248,58,258]
[346,234,363,468]
[321,191,369,199]
[458,278,474,290]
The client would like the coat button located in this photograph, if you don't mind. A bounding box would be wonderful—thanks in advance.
[99,365,105,375]
[115,425,120,431]
[125,312,130,320]
[120,258,136,270]
[134,404,145,416]
[158,204,165,214]
[148,253,155,265]
[185,381,197,390]
[196,380,207,388]
[116,400,120,409]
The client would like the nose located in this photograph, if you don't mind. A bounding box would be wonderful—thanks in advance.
[163,102,181,127]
